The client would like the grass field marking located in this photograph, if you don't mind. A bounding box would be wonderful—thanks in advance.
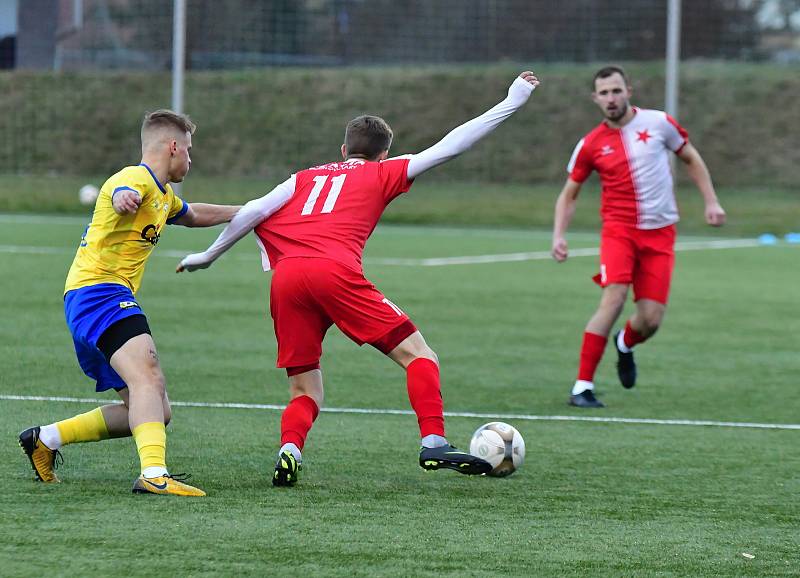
[0,213,759,242]
[0,238,770,267]
[0,245,73,256]
[3,394,799,431]
[0,214,589,240]
[369,239,763,266]
[0,214,92,225]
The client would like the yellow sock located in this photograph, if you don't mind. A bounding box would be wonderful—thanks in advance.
[132,422,167,473]
[56,407,110,445]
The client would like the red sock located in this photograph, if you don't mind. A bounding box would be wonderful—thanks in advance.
[577,332,608,382]
[280,395,319,450]
[623,320,647,348]
[406,358,445,438]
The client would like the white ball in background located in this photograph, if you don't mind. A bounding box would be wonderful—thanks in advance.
[79,184,100,206]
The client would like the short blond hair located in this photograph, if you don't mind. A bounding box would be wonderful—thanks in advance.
[141,109,196,142]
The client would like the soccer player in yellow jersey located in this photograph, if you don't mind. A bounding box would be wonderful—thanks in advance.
[18,110,240,496]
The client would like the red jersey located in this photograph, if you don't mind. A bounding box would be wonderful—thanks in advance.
[255,157,413,271]
[567,108,688,229]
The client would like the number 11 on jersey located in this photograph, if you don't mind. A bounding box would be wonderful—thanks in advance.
[301,174,347,216]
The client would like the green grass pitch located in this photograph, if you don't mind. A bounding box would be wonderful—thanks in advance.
[0,215,798,576]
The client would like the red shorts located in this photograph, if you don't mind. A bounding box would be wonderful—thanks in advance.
[269,257,417,368]
[593,222,676,304]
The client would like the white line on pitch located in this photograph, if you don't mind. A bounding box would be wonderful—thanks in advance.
[1,394,798,431]
[367,239,764,266]
[0,214,587,240]
[0,238,769,267]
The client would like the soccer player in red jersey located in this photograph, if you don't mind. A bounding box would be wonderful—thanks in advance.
[552,66,726,408]
[178,71,540,484]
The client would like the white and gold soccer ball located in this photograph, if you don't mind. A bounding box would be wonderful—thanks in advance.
[79,184,99,206]
[469,421,525,477]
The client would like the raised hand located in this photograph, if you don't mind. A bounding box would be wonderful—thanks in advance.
[518,70,540,89]
[112,189,142,215]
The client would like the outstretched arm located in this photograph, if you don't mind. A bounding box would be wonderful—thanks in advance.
[676,143,726,226]
[176,176,296,272]
[174,203,241,228]
[551,178,582,262]
[406,71,539,180]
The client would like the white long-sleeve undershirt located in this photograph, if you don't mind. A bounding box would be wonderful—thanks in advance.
[179,75,536,272]
[178,176,295,271]
[405,76,536,180]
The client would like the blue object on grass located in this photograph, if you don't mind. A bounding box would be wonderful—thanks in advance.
[784,232,800,244]
[758,234,778,245]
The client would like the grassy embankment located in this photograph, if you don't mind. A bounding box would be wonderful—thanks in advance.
[0,62,797,235]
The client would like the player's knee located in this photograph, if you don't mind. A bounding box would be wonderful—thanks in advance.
[151,372,167,398]
[397,344,438,368]
[290,384,324,407]
[133,353,167,389]
[288,372,324,407]
[132,371,166,399]
[416,346,439,366]
[640,313,663,335]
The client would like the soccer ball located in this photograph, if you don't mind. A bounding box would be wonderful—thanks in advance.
[469,421,525,477]
[79,184,99,206]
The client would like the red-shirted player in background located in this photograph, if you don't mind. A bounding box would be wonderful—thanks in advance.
[552,66,726,409]
[178,71,540,485]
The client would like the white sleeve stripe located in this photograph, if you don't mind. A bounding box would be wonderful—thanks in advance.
[567,138,586,173]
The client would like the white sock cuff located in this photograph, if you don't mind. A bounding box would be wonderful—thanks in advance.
[279,443,302,464]
[421,434,448,449]
[617,330,632,353]
[38,424,62,450]
[142,466,168,479]
[572,380,594,395]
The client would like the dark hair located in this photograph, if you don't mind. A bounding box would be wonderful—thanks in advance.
[344,115,393,160]
[592,66,630,90]
[141,109,196,138]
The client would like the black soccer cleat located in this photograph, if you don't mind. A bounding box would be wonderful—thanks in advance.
[272,450,301,487]
[419,444,492,476]
[568,389,605,408]
[614,330,637,389]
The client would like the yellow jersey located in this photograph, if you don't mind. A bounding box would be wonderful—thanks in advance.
[65,164,187,295]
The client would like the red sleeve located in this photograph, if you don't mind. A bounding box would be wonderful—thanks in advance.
[665,114,689,153]
[567,138,594,183]
[379,157,414,202]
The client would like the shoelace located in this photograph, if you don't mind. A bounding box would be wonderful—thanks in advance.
[52,450,64,470]
[166,472,192,483]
